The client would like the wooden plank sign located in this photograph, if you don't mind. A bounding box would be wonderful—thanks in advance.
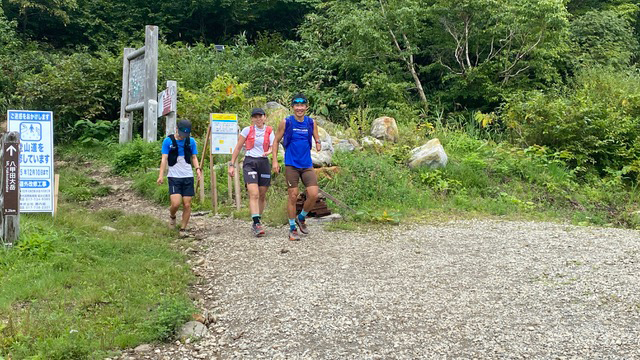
[3,134,19,216]
[1,131,20,246]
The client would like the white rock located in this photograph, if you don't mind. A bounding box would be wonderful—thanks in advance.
[371,116,399,142]
[311,126,334,167]
[334,140,355,152]
[408,138,448,169]
[134,344,152,353]
[178,321,208,340]
[101,226,116,232]
[265,101,285,110]
[361,136,383,147]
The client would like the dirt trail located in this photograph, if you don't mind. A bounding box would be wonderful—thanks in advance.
[89,169,640,360]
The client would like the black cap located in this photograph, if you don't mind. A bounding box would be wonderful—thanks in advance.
[251,108,266,116]
[291,93,308,105]
[177,119,192,138]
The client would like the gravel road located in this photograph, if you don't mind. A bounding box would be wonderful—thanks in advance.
[119,216,640,359]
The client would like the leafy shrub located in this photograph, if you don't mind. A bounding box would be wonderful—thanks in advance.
[145,297,194,341]
[179,73,264,135]
[502,67,640,176]
[112,139,161,175]
[15,51,121,143]
[570,10,639,69]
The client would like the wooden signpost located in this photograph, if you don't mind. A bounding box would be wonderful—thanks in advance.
[158,80,177,137]
[0,132,20,246]
[206,113,242,213]
[119,25,159,143]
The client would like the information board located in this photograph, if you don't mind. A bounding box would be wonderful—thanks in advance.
[7,110,55,213]
[210,113,238,155]
[128,54,146,105]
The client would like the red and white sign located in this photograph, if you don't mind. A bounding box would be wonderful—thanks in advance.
[157,84,177,117]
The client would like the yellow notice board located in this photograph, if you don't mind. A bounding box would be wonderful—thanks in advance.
[210,113,238,154]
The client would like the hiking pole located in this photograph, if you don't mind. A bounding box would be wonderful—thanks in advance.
[318,188,356,214]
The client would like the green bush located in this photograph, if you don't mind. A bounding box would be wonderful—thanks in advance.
[145,297,194,342]
[112,139,161,175]
[502,67,640,177]
[14,50,121,143]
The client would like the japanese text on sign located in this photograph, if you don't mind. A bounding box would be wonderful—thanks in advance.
[7,110,55,213]
[210,113,238,155]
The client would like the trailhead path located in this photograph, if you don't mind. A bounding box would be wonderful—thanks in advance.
[92,169,640,359]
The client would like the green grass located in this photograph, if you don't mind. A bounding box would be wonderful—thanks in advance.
[0,205,194,359]
[319,129,640,229]
[62,129,640,231]
[58,167,111,203]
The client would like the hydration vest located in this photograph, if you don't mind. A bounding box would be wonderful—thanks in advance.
[168,134,192,166]
[245,125,273,152]
[283,115,314,149]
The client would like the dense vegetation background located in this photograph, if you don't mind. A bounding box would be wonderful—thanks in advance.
[2,1,640,358]
[2,0,640,178]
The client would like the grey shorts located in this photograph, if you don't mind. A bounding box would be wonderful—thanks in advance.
[243,156,271,187]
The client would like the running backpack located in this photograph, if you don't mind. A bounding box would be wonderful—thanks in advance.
[245,125,273,152]
[168,134,192,166]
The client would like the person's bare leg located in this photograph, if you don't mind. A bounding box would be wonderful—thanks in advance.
[181,196,192,229]
[169,194,182,227]
[303,185,319,213]
[247,183,260,215]
[287,187,299,219]
[258,186,268,214]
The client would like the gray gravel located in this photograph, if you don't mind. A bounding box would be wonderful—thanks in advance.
[120,218,640,359]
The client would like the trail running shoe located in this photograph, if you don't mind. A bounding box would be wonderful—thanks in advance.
[252,223,266,237]
[289,229,301,241]
[295,216,309,235]
[169,215,177,228]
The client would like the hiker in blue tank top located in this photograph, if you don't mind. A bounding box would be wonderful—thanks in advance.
[272,94,322,241]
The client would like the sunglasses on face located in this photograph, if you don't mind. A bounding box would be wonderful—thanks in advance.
[292,98,307,104]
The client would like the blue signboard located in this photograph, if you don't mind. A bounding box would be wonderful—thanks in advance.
[7,110,55,213]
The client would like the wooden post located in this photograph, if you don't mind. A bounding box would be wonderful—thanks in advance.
[143,25,158,142]
[119,47,134,144]
[210,153,217,214]
[53,174,60,216]
[234,159,241,211]
[1,132,20,246]
[227,168,233,203]
[197,124,211,203]
[165,80,177,137]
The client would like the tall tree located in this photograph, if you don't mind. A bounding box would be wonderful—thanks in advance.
[301,0,429,111]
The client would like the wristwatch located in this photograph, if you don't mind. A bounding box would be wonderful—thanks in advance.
[228,162,235,167]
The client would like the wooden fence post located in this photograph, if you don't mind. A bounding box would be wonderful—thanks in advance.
[143,25,158,142]
[1,132,20,246]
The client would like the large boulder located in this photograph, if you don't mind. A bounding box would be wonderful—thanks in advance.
[371,116,399,142]
[265,107,289,129]
[334,139,356,152]
[265,101,286,110]
[311,126,334,167]
[408,138,448,169]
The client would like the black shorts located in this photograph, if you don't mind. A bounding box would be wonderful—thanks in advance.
[243,156,271,187]
[168,177,195,197]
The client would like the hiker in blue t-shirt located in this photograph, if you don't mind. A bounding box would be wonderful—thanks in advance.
[157,119,203,232]
[272,94,322,241]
